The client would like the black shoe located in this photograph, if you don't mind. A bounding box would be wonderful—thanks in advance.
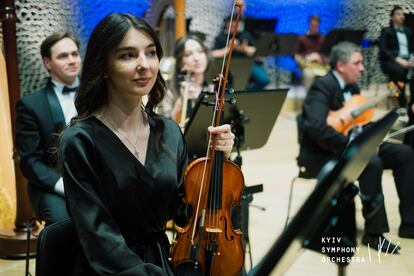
[361,234,401,254]
[399,224,414,239]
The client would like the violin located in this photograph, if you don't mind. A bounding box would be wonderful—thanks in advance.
[327,82,400,135]
[171,2,245,275]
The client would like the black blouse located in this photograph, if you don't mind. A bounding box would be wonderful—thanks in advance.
[61,115,187,275]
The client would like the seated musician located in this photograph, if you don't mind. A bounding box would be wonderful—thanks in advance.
[158,35,209,125]
[379,5,414,109]
[211,15,270,90]
[295,15,328,90]
[297,41,414,253]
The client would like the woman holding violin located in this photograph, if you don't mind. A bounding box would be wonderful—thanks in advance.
[171,2,245,275]
[60,13,234,275]
[298,41,414,254]
[158,35,209,127]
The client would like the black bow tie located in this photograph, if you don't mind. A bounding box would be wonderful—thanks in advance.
[62,86,78,94]
[342,84,352,93]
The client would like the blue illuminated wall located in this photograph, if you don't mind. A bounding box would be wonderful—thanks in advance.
[76,0,345,77]
[77,0,344,40]
[78,0,150,42]
[245,0,344,35]
[14,0,414,94]
[244,0,345,75]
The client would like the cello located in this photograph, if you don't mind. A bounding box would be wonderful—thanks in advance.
[171,1,245,275]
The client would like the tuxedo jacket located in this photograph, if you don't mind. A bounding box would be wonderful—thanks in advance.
[379,24,414,64]
[297,71,359,174]
[15,80,67,194]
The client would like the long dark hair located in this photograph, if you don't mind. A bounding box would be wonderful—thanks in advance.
[74,12,166,151]
[173,35,208,95]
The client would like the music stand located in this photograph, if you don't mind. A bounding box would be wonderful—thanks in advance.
[244,18,277,38]
[184,88,288,159]
[184,88,288,273]
[320,29,367,56]
[248,110,398,276]
[204,58,254,91]
[254,32,299,57]
[405,13,414,33]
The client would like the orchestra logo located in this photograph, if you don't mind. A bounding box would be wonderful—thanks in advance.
[320,236,399,264]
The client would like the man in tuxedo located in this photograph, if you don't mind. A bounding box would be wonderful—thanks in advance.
[15,31,81,226]
[298,41,414,253]
[379,5,414,108]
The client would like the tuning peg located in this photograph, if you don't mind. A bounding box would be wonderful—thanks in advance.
[225,98,236,105]
[226,88,235,94]
[202,90,215,95]
[201,100,216,107]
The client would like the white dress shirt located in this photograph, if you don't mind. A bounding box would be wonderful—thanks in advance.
[332,71,352,101]
[50,78,79,196]
[51,78,79,125]
[394,24,410,59]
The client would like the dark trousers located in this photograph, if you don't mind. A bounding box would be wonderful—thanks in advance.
[247,63,271,90]
[381,61,414,107]
[358,142,414,234]
[29,185,69,226]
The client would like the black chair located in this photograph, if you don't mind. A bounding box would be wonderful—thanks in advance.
[284,114,384,229]
[36,218,78,276]
[284,114,320,229]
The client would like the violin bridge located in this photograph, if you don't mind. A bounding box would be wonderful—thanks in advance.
[205,228,223,233]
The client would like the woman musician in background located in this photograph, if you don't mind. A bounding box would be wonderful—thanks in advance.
[158,35,210,130]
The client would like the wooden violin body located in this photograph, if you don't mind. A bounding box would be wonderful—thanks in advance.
[171,157,244,275]
[171,1,245,274]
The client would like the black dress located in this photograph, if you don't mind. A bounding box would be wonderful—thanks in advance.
[60,115,188,275]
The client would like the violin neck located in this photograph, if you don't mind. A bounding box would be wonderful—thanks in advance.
[206,107,225,209]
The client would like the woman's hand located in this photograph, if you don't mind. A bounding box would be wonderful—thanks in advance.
[208,124,235,159]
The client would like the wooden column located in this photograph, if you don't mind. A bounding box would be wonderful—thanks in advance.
[175,0,186,40]
[0,0,38,259]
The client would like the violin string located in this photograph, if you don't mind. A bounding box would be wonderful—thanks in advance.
[191,159,209,243]
[220,0,238,231]
[217,0,238,231]
[213,156,218,228]
[190,92,217,242]
[192,0,239,242]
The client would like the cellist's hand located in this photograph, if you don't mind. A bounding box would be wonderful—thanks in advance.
[208,124,235,159]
